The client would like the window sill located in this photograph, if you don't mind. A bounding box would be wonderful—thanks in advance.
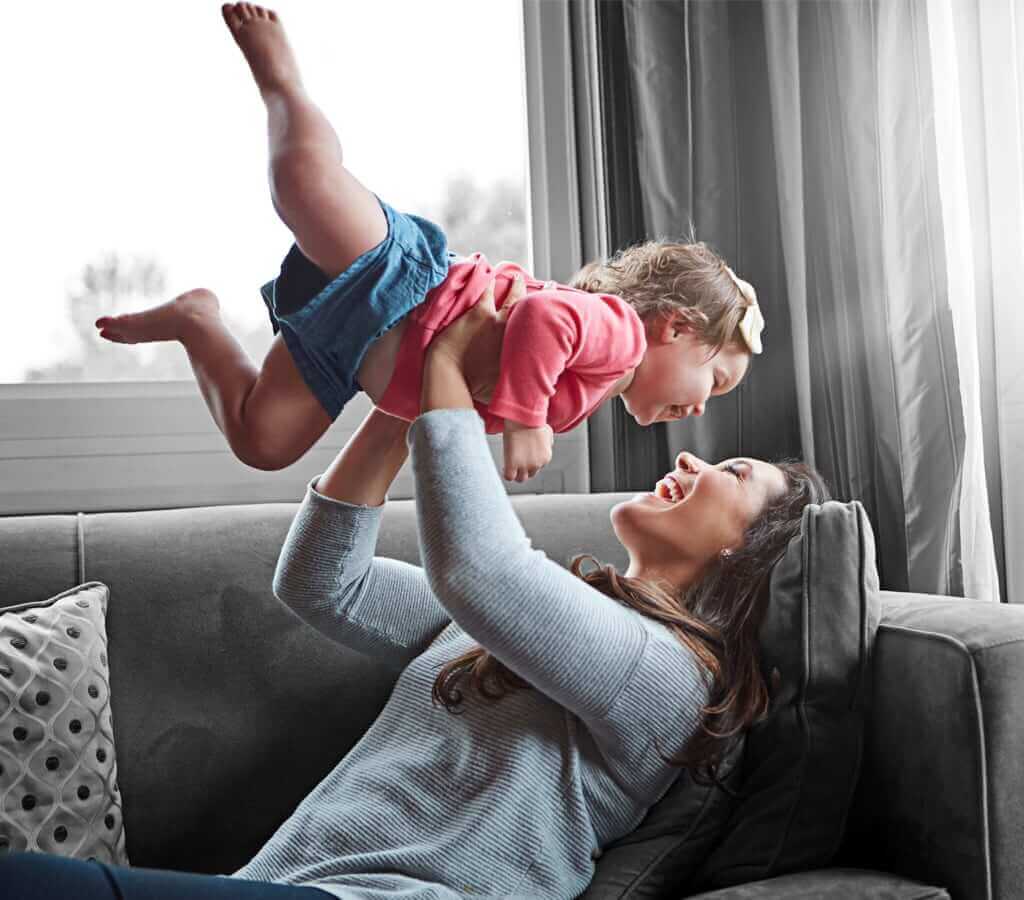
[0,381,588,515]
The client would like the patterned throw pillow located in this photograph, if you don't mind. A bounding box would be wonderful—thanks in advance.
[0,582,127,863]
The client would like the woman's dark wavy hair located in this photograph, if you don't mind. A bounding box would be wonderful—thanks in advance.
[430,460,831,790]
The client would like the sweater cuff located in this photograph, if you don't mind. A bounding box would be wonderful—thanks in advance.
[406,408,487,451]
[302,476,385,547]
[309,475,385,510]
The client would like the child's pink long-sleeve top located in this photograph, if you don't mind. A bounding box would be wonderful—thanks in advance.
[375,253,648,434]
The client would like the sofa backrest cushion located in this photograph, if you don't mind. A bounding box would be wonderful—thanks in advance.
[685,500,881,891]
[0,492,634,874]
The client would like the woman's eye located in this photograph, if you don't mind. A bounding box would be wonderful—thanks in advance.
[725,462,744,478]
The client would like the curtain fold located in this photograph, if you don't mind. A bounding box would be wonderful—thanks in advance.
[969,0,1024,604]
[596,0,1001,599]
[600,0,803,491]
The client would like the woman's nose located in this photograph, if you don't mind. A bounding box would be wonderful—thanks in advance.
[689,401,705,417]
[675,450,706,472]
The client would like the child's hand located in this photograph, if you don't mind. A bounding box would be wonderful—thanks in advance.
[502,419,554,482]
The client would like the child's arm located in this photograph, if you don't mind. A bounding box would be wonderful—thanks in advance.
[501,419,554,483]
[485,292,583,429]
[487,289,643,482]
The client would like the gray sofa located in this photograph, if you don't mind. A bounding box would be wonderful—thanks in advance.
[2,491,1022,899]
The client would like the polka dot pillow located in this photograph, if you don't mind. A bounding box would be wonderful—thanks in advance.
[0,582,127,864]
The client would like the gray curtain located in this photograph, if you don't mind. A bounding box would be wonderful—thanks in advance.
[594,1,804,500]
[593,0,998,597]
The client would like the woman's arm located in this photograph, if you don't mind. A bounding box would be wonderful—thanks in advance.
[273,407,450,663]
[409,289,662,725]
[315,406,412,507]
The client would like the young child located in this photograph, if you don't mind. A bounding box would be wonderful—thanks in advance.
[95,3,765,483]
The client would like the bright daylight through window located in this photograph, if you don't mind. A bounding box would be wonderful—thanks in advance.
[1,0,529,384]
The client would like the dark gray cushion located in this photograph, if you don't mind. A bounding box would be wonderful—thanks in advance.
[581,738,744,899]
[686,501,881,891]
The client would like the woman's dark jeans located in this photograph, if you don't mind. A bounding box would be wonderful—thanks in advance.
[0,852,335,899]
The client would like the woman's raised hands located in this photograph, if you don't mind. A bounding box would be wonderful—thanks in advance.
[430,273,528,405]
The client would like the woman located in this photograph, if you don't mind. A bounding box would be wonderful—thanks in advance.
[1,281,828,898]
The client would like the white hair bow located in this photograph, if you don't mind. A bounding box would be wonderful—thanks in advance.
[724,265,764,355]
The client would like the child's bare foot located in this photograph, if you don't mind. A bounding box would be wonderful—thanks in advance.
[221,3,303,97]
[95,289,221,344]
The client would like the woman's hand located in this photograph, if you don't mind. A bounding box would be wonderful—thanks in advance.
[428,274,527,404]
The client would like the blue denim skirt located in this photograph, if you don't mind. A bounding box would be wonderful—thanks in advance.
[260,196,452,420]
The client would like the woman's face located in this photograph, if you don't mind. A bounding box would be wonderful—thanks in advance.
[610,450,789,587]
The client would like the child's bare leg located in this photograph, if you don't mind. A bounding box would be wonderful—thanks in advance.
[221,3,387,277]
[95,291,331,471]
[95,4,382,470]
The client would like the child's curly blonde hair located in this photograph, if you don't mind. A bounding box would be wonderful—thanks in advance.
[570,236,757,356]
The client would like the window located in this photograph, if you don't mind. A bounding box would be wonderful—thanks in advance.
[1,1,592,514]
[2,0,529,384]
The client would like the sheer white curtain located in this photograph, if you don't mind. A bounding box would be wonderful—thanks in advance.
[763,0,1002,602]
[927,0,1019,603]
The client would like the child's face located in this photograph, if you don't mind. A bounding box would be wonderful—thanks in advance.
[620,315,750,427]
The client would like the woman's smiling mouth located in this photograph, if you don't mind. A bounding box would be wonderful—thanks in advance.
[653,472,689,503]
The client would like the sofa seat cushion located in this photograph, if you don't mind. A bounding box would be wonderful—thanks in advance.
[684,866,950,899]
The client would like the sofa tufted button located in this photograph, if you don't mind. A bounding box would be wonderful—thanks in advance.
[53,658,68,671]
[23,615,37,624]
[10,636,27,650]
[13,727,27,741]
[104,813,115,830]
[54,826,68,842]
[69,719,82,734]
[35,691,50,706]
[0,665,12,678]
[46,756,60,771]
[88,685,99,699]
[95,748,107,764]
[77,785,90,800]
[22,794,36,811]
[66,626,81,639]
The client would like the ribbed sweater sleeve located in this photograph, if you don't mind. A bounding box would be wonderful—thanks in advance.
[272,476,450,664]
[407,408,650,723]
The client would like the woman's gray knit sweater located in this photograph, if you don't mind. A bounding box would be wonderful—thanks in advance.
[232,408,709,899]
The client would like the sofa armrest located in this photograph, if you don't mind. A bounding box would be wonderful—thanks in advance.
[837,592,1024,900]
[683,866,950,898]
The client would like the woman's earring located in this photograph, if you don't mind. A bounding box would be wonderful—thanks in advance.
[720,548,734,559]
